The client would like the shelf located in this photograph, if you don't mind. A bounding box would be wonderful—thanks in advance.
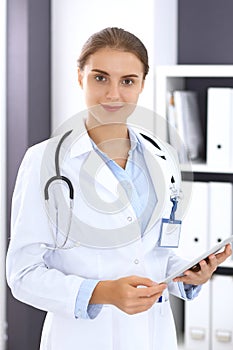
[154,65,233,174]
[215,265,233,274]
[181,162,233,174]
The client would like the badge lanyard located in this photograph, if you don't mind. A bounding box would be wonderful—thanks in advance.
[158,176,182,248]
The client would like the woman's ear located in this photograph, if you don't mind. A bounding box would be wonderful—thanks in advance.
[77,68,83,88]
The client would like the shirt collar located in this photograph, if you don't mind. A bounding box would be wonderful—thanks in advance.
[70,122,143,159]
[128,127,144,154]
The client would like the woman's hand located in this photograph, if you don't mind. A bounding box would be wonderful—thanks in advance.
[90,275,167,315]
[173,244,232,285]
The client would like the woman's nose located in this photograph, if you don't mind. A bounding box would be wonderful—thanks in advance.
[106,82,120,101]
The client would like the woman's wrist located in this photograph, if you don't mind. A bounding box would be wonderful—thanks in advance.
[89,280,115,305]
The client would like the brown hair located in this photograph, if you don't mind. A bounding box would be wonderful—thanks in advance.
[77,27,149,79]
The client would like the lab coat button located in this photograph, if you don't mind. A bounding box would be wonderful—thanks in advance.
[134,259,139,264]
[127,216,132,222]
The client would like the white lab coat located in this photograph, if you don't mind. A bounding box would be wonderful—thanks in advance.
[6,118,193,350]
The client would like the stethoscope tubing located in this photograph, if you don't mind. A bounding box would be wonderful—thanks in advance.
[44,130,74,201]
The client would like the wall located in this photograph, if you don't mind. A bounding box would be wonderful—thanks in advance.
[0,0,7,348]
[178,0,233,64]
[154,0,178,65]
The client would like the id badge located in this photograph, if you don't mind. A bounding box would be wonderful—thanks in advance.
[158,218,182,248]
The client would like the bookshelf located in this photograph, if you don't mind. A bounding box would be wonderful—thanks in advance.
[155,65,233,350]
[154,65,233,174]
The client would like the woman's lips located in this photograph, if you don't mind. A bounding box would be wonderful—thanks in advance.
[101,104,124,112]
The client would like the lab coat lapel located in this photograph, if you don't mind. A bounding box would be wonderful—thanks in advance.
[81,149,131,211]
[143,147,171,233]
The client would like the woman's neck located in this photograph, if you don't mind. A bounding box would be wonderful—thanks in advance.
[85,115,130,169]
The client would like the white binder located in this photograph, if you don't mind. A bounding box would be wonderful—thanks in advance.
[177,181,209,260]
[207,88,233,168]
[208,182,233,267]
[185,282,211,350]
[212,275,233,350]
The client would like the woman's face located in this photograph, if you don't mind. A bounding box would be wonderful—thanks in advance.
[78,47,145,123]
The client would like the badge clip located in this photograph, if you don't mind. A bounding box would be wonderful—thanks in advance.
[158,177,182,248]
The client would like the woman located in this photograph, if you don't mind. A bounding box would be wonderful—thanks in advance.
[6,27,231,350]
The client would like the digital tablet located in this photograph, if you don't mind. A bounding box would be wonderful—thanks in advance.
[160,236,233,284]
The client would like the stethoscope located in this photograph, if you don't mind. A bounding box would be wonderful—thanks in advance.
[44,130,75,249]
[43,130,180,250]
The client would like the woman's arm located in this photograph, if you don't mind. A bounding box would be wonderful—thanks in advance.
[90,276,167,315]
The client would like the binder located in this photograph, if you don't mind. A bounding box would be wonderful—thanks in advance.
[208,182,233,267]
[207,88,233,168]
[177,181,209,260]
[212,275,233,350]
[167,92,188,164]
[167,93,178,150]
[172,91,204,162]
[185,282,211,350]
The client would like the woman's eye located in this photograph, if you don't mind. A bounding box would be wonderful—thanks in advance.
[95,75,107,82]
[122,78,134,86]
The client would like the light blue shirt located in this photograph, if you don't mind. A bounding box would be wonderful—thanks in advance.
[74,128,201,319]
